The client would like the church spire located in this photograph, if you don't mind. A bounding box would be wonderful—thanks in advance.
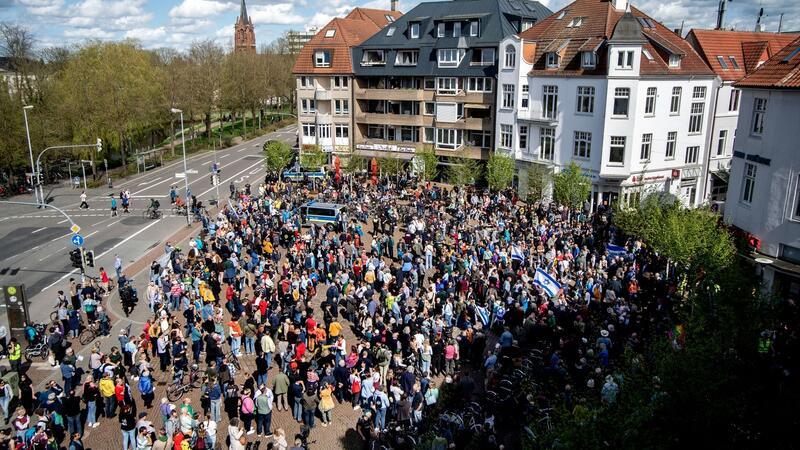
[240,0,249,24]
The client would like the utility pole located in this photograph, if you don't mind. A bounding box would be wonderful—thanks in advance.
[80,160,91,191]
[22,105,38,206]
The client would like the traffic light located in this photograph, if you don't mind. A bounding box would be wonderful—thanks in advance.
[84,250,95,268]
[69,249,83,268]
[96,138,102,153]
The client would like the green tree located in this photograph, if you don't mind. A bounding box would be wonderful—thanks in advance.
[416,146,438,182]
[552,161,591,211]
[344,154,368,174]
[446,157,482,186]
[300,145,327,169]
[486,152,514,191]
[526,164,551,202]
[263,140,294,176]
[378,157,405,178]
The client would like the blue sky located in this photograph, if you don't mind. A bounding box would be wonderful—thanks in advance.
[1,0,798,51]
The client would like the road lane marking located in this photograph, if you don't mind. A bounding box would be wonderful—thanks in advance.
[57,218,69,224]
[51,232,73,242]
[106,219,122,227]
[131,152,254,195]
[31,227,48,234]
[248,168,261,175]
[220,154,231,159]
[197,159,264,198]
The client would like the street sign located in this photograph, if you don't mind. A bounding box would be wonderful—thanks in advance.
[175,173,186,179]
[71,234,84,246]
[70,224,81,234]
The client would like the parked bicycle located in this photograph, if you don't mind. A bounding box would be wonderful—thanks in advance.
[24,342,49,362]
[166,365,201,402]
[79,321,102,345]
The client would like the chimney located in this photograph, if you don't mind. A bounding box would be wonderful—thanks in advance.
[612,0,628,11]
[391,0,397,11]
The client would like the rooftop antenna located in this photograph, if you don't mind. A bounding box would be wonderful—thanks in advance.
[778,13,784,32]
[716,0,732,30]
[755,7,764,32]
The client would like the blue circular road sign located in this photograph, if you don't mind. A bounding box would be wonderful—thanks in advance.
[71,234,84,246]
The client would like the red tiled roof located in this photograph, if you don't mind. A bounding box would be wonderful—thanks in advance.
[735,36,800,89]
[686,29,800,81]
[292,8,402,75]
[519,0,713,77]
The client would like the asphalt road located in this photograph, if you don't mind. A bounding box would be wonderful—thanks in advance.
[0,124,297,326]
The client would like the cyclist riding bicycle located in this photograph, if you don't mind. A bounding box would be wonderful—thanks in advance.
[147,198,160,218]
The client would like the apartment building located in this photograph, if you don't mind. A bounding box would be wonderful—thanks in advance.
[287,29,320,55]
[686,29,800,205]
[351,0,551,164]
[498,0,715,208]
[724,36,800,298]
[292,8,403,154]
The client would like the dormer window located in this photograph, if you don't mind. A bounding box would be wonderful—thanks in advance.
[556,10,568,19]
[410,23,420,39]
[361,50,386,66]
[469,21,479,36]
[386,27,396,37]
[616,50,634,69]
[546,52,560,69]
[453,22,461,38]
[521,20,535,32]
[314,51,331,67]
[567,17,584,27]
[581,51,596,69]
[438,49,464,68]
[668,54,681,68]
[324,29,335,38]
[437,22,445,38]
[642,49,653,60]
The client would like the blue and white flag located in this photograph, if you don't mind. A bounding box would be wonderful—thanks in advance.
[607,244,626,256]
[511,244,525,262]
[476,305,490,326]
[534,268,562,298]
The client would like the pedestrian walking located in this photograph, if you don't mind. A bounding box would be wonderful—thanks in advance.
[79,191,89,209]
[110,194,118,217]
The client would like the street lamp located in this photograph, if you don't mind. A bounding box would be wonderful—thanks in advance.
[22,105,38,206]
[170,108,192,227]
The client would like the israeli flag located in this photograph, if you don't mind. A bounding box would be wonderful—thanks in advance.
[511,245,525,262]
[534,268,562,298]
[476,305,490,326]
[607,244,627,256]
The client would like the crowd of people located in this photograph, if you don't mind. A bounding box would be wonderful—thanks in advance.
[0,169,714,450]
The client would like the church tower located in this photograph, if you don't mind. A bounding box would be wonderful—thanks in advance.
[234,0,256,53]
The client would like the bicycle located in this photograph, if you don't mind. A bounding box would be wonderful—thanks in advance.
[226,351,242,371]
[79,321,102,345]
[24,342,49,362]
[171,204,188,216]
[166,366,202,402]
[142,208,162,220]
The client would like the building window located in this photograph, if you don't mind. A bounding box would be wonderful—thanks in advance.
[300,76,313,87]
[335,124,349,138]
[613,87,630,117]
[500,124,513,148]
[437,77,458,94]
[437,23,445,38]
[752,98,767,135]
[471,48,495,66]
[793,174,800,221]
[688,102,704,134]
[609,136,625,164]
[741,162,757,204]
[573,131,591,158]
[685,146,699,164]
[519,125,528,150]
[333,76,348,88]
[642,49,653,60]
[314,51,331,67]
[581,51,596,69]
[665,131,676,159]
[693,86,706,100]
[576,86,594,114]
[424,78,436,90]
[670,87,681,114]
[467,131,491,148]
[568,17,584,27]
[438,49,464,68]
[386,27,396,37]
[436,128,461,149]
[361,50,385,66]
[469,21,479,36]
[324,29,335,38]
[729,56,740,70]
[521,20,534,32]
[366,125,385,139]
[453,22,461,38]
[716,130,727,156]
[546,52,559,69]
[716,55,728,70]
[521,85,529,109]
[640,133,652,161]
[318,124,331,139]
[396,50,419,66]
[302,123,315,136]
[504,45,516,68]
[334,99,349,115]
[410,23,420,39]
[539,127,555,160]
[644,87,656,116]
[301,99,316,114]
[729,89,740,111]
[669,55,681,68]
[502,84,515,109]
[423,127,434,143]
[542,85,558,119]
[424,102,435,115]
[466,77,492,92]
[616,50,633,69]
